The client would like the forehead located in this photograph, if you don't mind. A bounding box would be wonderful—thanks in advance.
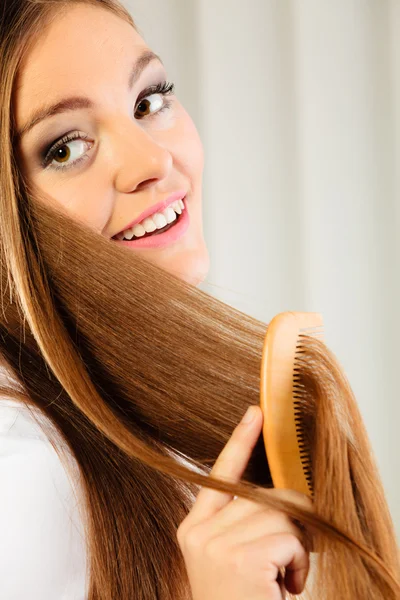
[14,4,147,122]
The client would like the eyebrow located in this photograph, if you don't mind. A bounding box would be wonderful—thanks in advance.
[15,49,163,141]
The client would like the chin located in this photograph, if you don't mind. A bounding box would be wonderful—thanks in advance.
[172,244,210,287]
[186,248,210,287]
[185,272,206,287]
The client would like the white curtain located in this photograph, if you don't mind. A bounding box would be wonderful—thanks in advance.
[126,0,400,536]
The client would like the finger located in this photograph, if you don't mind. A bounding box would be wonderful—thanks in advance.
[240,532,310,595]
[208,486,314,532]
[266,488,315,552]
[188,405,263,525]
[206,506,306,550]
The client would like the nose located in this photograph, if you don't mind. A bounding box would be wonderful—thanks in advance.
[112,121,173,192]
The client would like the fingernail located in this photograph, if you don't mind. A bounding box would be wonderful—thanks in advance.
[242,405,257,424]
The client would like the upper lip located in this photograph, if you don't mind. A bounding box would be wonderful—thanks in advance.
[112,190,187,238]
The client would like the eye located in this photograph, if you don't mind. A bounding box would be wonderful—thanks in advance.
[50,137,91,168]
[134,81,175,119]
[135,93,165,118]
[41,132,93,172]
[41,132,93,171]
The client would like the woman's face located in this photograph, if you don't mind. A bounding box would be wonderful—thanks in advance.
[13,4,209,286]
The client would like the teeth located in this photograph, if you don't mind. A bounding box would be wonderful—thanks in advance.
[165,206,178,224]
[153,212,168,229]
[126,223,144,240]
[141,217,157,234]
[117,199,186,240]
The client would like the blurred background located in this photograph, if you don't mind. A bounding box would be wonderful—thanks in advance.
[123,0,400,536]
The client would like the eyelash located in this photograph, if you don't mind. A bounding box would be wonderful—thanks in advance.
[40,80,175,172]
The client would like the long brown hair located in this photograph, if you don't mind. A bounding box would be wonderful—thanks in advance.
[1,1,399,598]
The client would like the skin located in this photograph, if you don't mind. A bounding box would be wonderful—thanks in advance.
[13,3,210,286]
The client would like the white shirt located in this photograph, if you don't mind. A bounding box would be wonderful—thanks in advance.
[0,399,200,600]
[0,399,88,599]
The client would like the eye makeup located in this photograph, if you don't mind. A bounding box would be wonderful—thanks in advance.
[37,80,175,172]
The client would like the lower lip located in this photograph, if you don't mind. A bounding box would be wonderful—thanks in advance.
[113,197,190,249]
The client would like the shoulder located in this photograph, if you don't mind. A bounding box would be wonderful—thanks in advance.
[0,399,88,599]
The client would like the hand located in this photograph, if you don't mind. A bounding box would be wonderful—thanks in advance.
[176,405,312,600]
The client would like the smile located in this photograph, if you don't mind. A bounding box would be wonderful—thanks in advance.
[112,196,190,249]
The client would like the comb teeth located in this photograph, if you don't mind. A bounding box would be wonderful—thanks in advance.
[293,392,314,495]
[293,328,324,496]
[294,421,314,490]
[260,312,325,499]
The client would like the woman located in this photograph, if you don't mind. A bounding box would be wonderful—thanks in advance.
[0,1,398,599]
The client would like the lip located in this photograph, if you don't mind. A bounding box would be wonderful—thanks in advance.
[112,190,187,238]
[113,195,190,249]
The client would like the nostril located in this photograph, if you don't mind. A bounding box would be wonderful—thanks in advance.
[135,178,159,192]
